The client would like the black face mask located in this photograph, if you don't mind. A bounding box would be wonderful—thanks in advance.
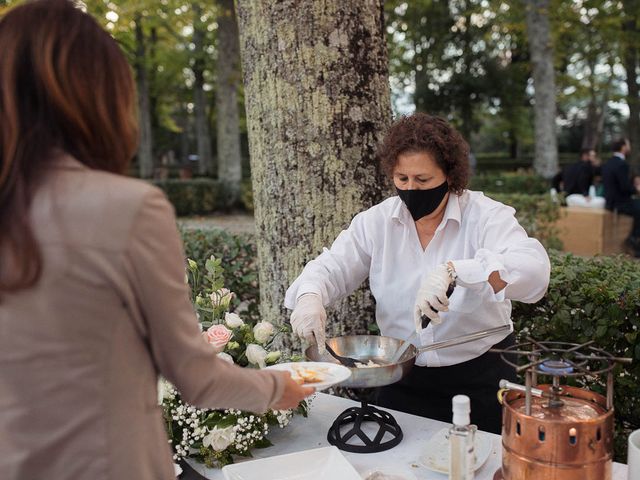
[396,180,449,221]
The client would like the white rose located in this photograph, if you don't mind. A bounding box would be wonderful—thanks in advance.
[253,321,275,344]
[246,344,268,368]
[217,352,234,364]
[210,288,234,309]
[202,425,236,452]
[225,312,244,328]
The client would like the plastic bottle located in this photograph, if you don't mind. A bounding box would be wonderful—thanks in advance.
[449,395,476,480]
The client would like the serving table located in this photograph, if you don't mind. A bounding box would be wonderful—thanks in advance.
[184,392,629,479]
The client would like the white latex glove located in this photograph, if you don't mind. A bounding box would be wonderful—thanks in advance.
[414,263,454,330]
[290,293,327,354]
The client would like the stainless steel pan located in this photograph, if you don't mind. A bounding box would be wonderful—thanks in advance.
[304,324,511,389]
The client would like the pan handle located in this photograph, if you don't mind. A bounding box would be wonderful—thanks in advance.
[417,324,511,353]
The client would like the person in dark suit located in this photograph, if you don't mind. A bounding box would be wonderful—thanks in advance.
[562,148,596,196]
[601,138,640,256]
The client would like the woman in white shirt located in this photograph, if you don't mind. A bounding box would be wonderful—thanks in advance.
[285,113,550,433]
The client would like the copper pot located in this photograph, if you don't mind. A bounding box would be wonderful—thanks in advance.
[494,385,613,480]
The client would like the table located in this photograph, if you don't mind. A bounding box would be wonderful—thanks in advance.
[185,392,629,479]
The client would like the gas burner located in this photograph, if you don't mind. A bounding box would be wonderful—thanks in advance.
[493,338,620,378]
[490,337,632,480]
[538,359,574,375]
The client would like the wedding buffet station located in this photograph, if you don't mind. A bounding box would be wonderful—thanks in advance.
[186,392,629,480]
[185,335,631,480]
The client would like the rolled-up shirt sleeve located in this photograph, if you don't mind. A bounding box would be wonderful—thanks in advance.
[451,204,550,303]
[284,213,372,309]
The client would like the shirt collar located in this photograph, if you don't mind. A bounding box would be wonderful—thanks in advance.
[391,192,462,230]
[614,152,626,160]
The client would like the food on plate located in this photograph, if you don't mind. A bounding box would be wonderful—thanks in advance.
[291,365,326,385]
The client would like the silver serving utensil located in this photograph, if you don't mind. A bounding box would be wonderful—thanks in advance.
[389,326,421,365]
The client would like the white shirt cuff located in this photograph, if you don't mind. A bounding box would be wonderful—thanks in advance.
[296,283,324,303]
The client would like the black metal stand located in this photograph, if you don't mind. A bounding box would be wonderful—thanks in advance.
[327,401,403,453]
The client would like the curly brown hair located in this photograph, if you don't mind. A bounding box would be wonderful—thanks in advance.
[377,113,470,194]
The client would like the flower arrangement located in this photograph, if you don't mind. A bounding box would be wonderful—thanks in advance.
[161,256,308,468]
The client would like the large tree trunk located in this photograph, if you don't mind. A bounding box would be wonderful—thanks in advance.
[193,3,213,176]
[134,15,154,179]
[622,1,640,170]
[216,0,243,207]
[236,0,391,346]
[524,0,558,179]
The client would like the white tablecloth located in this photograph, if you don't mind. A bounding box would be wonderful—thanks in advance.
[187,392,629,479]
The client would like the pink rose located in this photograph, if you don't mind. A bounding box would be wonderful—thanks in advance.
[202,324,232,353]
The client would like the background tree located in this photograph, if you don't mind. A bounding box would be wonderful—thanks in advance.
[622,0,640,169]
[524,0,559,178]
[192,2,214,176]
[215,0,243,207]
[134,12,155,178]
[236,0,392,340]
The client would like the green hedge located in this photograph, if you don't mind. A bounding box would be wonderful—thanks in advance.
[488,193,562,250]
[513,251,640,462]
[152,179,222,216]
[470,171,551,194]
[180,228,260,321]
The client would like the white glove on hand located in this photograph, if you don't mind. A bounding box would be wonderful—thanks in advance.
[414,263,454,330]
[290,293,327,354]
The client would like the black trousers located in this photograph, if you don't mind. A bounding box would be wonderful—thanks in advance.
[375,333,517,434]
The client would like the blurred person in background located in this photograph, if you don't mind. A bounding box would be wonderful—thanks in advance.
[602,138,640,257]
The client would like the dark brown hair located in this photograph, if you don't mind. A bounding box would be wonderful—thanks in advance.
[377,113,470,194]
[612,137,629,153]
[0,0,138,293]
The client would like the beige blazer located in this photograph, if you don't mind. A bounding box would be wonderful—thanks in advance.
[0,155,287,480]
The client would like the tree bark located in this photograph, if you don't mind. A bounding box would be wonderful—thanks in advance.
[236,0,391,346]
[193,3,213,176]
[134,14,154,179]
[216,0,243,207]
[524,0,559,178]
[622,1,640,170]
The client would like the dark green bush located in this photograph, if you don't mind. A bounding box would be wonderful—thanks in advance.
[180,228,260,321]
[488,193,562,250]
[470,171,550,194]
[513,250,640,461]
[152,179,222,216]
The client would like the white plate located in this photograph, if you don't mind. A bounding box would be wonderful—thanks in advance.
[221,445,360,480]
[419,427,493,474]
[266,362,351,391]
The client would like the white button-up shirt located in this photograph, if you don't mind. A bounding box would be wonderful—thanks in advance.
[285,190,551,367]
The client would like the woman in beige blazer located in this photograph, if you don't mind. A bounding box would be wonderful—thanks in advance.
[0,1,313,479]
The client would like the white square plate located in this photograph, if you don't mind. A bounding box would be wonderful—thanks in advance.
[221,446,360,480]
[419,427,493,474]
